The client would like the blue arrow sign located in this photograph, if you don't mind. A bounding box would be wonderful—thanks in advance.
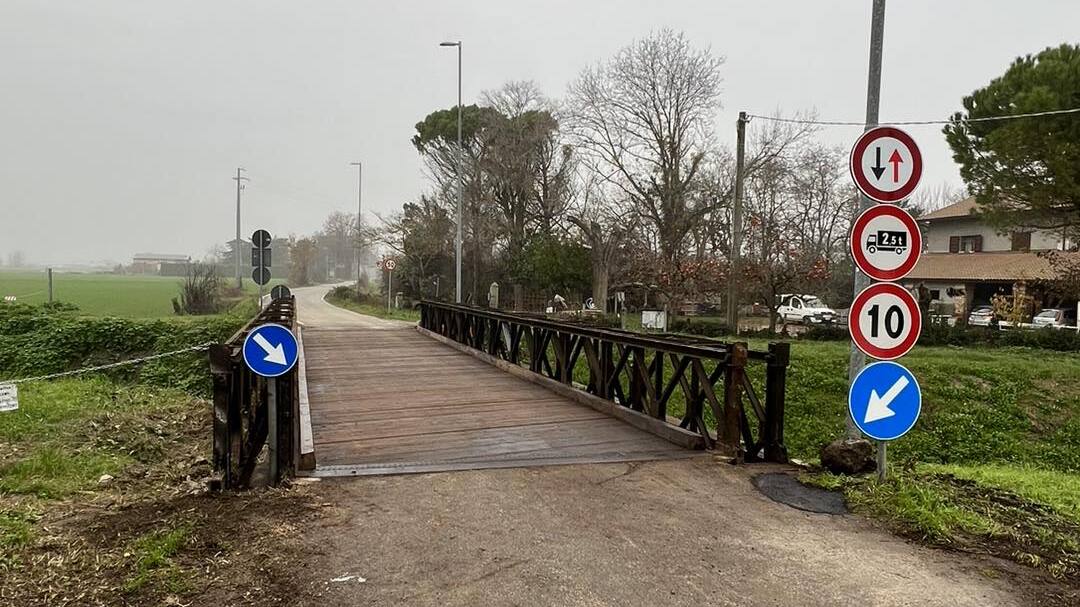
[242,323,299,377]
[848,361,921,441]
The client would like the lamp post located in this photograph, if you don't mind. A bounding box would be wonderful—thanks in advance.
[350,161,362,301]
[440,40,463,303]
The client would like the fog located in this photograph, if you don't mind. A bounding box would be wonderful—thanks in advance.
[2,0,1077,266]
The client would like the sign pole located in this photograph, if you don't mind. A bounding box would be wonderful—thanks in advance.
[848,0,886,443]
[267,377,278,485]
[387,268,393,313]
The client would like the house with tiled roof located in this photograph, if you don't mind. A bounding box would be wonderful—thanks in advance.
[903,197,1075,319]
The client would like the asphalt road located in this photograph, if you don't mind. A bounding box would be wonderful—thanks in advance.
[291,283,412,329]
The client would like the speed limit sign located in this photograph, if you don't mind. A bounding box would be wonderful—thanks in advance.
[384,258,397,271]
[848,282,922,360]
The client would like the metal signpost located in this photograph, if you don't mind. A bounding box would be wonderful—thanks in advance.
[383,258,396,313]
[241,322,299,482]
[251,229,272,306]
[848,120,924,480]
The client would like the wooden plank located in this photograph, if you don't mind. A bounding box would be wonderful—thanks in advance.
[302,323,698,476]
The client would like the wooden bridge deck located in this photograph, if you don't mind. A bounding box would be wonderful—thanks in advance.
[301,326,695,476]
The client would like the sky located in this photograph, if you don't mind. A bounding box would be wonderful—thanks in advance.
[2,0,1078,266]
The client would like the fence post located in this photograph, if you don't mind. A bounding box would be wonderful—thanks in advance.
[722,342,748,461]
[209,345,233,490]
[764,342,790,463]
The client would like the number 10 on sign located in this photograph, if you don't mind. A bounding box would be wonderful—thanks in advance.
[848,282,922,360]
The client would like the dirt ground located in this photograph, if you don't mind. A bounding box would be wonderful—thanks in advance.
[275,457,1075,607]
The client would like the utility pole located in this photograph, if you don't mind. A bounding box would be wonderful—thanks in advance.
[849,0,886,451]
[351,161,363,301]
[727,111,748,333]
[47,268,53,304]
[232,168,248,289]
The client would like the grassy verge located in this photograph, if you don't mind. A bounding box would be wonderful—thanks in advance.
[325,292,420,322]
[805,465,1080,580]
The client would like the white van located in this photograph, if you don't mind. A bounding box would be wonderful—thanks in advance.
[776,294,837,325]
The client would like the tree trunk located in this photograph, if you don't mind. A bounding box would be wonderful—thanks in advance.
[593,263,610,313]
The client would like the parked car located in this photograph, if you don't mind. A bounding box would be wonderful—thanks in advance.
[776,294,837,325]
[1031,307,1078,329]
[967,305,996,327]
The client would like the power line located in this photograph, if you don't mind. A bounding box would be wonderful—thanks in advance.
[746,106,1080,127]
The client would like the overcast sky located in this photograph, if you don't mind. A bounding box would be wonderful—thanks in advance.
[2,1,1078,266]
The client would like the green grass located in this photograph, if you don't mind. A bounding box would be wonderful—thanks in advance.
[325,293,421,322]
[123,522,194,593]
[0,270,279,318]
[0,378,196,499]
[923,463,1080,522]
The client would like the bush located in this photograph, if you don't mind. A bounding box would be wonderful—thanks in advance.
[0,303,245,396]
[665,312,1080,351]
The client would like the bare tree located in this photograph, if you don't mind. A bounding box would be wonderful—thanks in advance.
[567,29,723,270]
[567,177,634,312]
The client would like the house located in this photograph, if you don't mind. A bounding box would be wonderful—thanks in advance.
[902,197,1074,319]
[131,253,191,276]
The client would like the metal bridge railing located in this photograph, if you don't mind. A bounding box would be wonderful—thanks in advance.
[419,301,790,463]
[209,296,298,490]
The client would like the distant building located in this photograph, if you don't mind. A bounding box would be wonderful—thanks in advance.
[131,253,191,276]
[903,197,1074,318]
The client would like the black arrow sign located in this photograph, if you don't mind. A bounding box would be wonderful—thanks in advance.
[870,146,886,180]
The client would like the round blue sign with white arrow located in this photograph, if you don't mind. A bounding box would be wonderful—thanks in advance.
[848,361,921,441]
[242,323,299,378]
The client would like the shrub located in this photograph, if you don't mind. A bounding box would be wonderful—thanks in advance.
[0,304,245,396]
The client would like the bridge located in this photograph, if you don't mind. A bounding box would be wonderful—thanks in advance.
[208,286,790,488]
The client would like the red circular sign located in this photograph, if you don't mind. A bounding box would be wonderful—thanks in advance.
[848,283,922,360]
[850,204,922,281]
[849,126,923,203]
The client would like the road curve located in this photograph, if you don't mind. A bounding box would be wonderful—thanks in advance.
[291,284,413,330]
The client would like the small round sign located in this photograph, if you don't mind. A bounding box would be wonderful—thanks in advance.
[270,284,291,300]
[849,126,923,203]
[252,267,271,286]
[850,204,922,281]
[384,258,397,271]
[242,323,299,377]
[251,229,272,249]
[848,282,922,360]
[849,361,922,441]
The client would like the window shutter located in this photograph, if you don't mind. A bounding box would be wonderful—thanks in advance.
[973,235,983,252]
[949,236,960,253]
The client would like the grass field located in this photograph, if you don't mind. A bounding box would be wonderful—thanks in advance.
[324,291,421,322]
[0,270,278,318]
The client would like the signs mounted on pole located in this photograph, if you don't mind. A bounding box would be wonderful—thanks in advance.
[251,229,272,287]
[848,282,922,361]
[383,258,397,271]
[242,323,299,377]
[850,204,922,281]
[270,285,291,301]
[849,126,923,203]
[848,361,922,441]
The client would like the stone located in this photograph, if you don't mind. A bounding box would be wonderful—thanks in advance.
[98,474,115,485]
[820,439,877,475]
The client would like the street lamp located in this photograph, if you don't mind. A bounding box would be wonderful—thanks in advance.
[350,161,362,301]
[440,40,463,303]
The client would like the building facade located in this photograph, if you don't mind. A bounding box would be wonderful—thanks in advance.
[903,197,1072,319]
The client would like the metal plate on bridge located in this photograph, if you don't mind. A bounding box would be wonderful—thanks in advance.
[252,267,271,286]
[251,229,272,249]
[271,284,291,300]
